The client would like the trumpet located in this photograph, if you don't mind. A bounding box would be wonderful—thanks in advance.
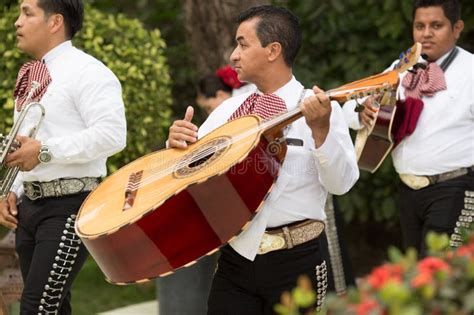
[0,81,45,200]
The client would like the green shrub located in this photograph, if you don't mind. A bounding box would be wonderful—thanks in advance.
[0,4,172,172]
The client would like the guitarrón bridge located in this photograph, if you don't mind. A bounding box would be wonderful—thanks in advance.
[123,170,144,211]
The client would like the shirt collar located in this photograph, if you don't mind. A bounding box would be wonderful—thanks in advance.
[256,76,305,110]
[42,41,73,65]
[434,46,456,66]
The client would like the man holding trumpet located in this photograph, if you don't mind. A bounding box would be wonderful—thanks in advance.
[0,0,126,314]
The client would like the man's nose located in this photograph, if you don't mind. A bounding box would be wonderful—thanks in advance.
[230,48,239,63]
[422,26,433,37]
[14,16,22,28]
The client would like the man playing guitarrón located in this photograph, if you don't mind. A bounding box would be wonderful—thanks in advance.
[168,5,359,314]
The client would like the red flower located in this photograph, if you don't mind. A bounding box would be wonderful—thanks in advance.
[216,65,242,89]
[418,257,450,274]
[350,298,383,315]
[410,270,433,288]
[455,243,474,258]
[367,264,403,289]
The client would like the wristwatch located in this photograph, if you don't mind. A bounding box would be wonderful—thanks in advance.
[38,144,52,163]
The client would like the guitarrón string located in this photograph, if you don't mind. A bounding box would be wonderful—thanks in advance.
[118,83,390,205]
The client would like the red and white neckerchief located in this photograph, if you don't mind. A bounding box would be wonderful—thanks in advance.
[402,62,447,99]
[229,92,287,121]
[14,61,52,111]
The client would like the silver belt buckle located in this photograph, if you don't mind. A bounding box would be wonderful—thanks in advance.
[25,182,43,200]
[399,174,430,190]
[257,233,286,255]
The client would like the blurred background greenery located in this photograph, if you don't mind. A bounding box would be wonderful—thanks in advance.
[0,0,473,313]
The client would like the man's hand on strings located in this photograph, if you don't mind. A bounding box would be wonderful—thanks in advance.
[168,106,198,149]
[359,97,379,129]
[300,86,331,147]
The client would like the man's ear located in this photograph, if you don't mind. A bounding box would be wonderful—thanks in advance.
[453,19,464,40]
[267,42,282,62]
[49,13,65,36]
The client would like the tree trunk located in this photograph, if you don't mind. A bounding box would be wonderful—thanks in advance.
[183,0,270,75]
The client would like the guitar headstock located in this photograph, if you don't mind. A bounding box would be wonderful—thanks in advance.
[393,42,422,73]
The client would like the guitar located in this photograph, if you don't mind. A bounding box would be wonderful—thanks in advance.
[355,42,422,173]
[75,71,399,284]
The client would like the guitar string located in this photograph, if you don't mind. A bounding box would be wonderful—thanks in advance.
[99,83,395,207]
[87,82,395,213]
[130,56,405,194]
[119,83,394,204]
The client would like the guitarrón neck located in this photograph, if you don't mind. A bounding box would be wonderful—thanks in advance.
[260,87,373,132]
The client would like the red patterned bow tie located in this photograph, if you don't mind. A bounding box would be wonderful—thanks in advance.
[402,62,447,99]
[14,61,52,111]
[229,92,287,121]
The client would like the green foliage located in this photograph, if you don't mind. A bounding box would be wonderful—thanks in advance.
[0,3,173,172]
[287,0,474,224]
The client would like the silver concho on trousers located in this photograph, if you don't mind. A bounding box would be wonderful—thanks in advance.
[315,260,328,312]
[450,190,474,248]
[38,214,82,315]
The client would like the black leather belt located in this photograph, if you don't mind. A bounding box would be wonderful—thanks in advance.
[24,177,100,200]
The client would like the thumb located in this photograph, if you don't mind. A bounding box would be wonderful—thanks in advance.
[10,204,18,216]
[312,85,324,94]
[184,106,194,122]
[8,194,18,215]
[16,135,27,142]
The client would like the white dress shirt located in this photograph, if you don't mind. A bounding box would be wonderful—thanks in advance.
[198,76,359,260]
[12,41,127,197]
[343,47,474,175]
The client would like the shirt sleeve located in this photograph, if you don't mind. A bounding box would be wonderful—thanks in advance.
[45,63,127,164]
[11,171,24,199]
[341,100,363,130]
[312,101,359,195]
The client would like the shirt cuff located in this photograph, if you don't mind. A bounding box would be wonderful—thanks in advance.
[312,131,338,168]
[342,100,363,130]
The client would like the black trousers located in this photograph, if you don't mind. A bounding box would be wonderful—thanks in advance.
[15,192,89,315]
[398,171,474,257]
[207,236,329,315]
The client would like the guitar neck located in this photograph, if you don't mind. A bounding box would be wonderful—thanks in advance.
[261,74,396,132]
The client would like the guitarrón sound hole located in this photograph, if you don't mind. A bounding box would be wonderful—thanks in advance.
[188,152,215,168]
[173,136,231,178]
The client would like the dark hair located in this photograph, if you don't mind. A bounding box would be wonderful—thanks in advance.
[237,5,301,67]
[38,0,84,39]
[198,75,232,98]
[413,0,461,26]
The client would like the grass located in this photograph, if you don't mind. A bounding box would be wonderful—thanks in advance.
[71,257,156,314]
